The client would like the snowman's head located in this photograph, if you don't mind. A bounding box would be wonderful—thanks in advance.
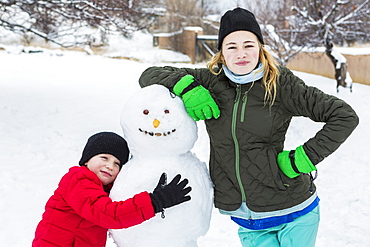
[121,84,198,157]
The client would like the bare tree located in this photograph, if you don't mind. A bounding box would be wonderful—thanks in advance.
[0,0,159,47]
[159,0,203,32]
[291,0,369,91]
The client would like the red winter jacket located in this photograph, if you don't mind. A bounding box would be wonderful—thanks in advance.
[32,166,155,247]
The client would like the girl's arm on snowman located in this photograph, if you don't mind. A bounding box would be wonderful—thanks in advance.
[64,168,155,229]
[139,66,212,89]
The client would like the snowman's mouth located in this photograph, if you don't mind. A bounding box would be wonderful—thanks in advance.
[139,128,176,137]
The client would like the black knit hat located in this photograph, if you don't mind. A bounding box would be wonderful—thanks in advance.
[217,7,264,50]
[79,132,129,168]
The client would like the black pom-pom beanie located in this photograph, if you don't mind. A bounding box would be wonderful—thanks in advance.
[79,132,129,169]
[218,7,264,50]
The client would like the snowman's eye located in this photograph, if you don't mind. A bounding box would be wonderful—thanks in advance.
[143,109,149,115]
[164,109,170,114]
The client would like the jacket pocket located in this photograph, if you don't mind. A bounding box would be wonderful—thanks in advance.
[268,148,288,191]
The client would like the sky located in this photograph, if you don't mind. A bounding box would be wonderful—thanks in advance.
[0,32,369,246]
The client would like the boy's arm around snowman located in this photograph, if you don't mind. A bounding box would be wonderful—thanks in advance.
[64,168,191,229]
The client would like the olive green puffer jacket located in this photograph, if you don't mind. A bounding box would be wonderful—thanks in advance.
[139,65,359,212]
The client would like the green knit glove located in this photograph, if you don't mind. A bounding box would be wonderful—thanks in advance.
[277,145,317,178]
[173,75,220,121]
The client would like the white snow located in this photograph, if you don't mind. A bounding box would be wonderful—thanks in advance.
[184,27,204,32]
[305,46,370,55]
[103,32,192,63]
[346,71,353,83]
[330,48,347,69]
[1,34,369,246]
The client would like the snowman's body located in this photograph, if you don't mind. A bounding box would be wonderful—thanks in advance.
[109,85,213,247]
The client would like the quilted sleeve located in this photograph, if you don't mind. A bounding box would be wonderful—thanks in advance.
[278,67,359,164]
[64,169,155,229]
[138,66,212,89]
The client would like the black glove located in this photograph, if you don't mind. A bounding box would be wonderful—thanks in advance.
[150,173,192,214]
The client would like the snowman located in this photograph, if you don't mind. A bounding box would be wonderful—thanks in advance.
[109,84,213,247]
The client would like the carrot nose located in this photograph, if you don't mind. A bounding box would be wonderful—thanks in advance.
[153,119,160,128]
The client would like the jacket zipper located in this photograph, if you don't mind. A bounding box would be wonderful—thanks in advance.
[240,81,255,123]
[232,85,247,202]
[240,93,248,122]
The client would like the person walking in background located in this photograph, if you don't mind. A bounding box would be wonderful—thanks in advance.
[138,7,359,247]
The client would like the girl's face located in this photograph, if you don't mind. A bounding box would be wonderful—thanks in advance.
[221,30,260,75]
[85,154,120,185]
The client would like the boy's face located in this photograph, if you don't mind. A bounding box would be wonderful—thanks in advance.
[85,154,120,185]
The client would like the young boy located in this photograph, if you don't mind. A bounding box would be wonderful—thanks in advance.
[32,131,192,247]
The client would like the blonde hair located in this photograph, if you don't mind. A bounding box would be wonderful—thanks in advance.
[206,42,280,106]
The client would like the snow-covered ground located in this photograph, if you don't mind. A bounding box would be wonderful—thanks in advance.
[0,36,369,246]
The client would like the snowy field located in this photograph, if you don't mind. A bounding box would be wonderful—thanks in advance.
[1,41,369,246]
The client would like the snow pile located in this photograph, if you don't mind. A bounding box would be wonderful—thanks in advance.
[103,32,191,63]
[0,30,191,63]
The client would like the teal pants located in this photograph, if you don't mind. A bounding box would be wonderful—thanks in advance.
[238,206,320,247]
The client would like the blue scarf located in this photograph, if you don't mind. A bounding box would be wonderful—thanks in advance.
[223,63,264,84]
